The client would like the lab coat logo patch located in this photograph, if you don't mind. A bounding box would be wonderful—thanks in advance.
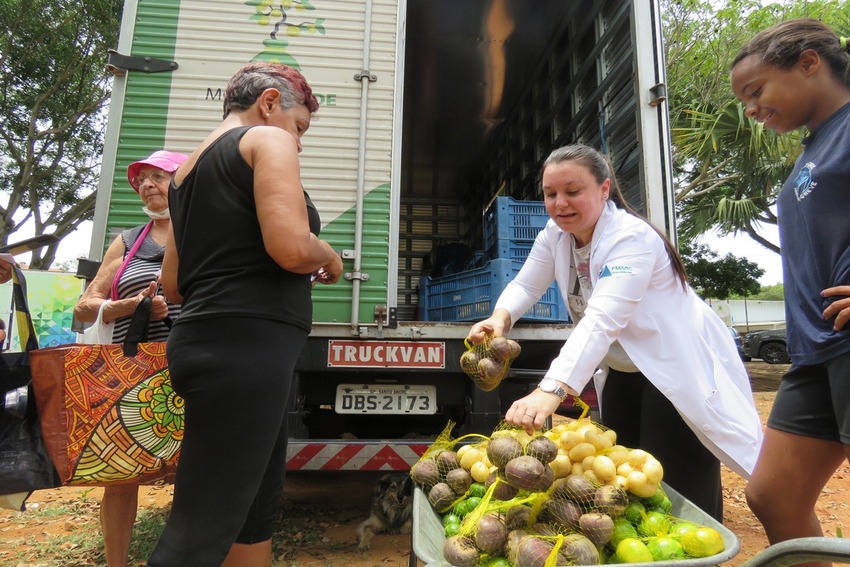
[794,162,816,201]
[599,264,633,278]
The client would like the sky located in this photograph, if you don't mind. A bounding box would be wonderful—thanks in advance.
[699,224,782,286]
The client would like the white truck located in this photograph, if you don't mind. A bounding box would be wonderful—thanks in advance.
[90,0,675,472]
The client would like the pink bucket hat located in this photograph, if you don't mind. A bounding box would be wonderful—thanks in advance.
[127,150,189,191]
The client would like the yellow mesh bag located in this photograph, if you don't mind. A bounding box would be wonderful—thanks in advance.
[410,421,490,513]
[460,334,522,391]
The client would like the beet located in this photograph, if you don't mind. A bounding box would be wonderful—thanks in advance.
[593,484,628,516]
[579,512,615,547]
[525,435,558,464]
[410,457,440,488]
[558,473,597,507]
[505,505,532,530]
[475,513,509,556]
[487,336,514,362]
[533,464,555,492]
[492,478,520,501]
[476,357,504,389]
[427,482,455,512]
[507,338,522,359]
[445,467,473,495]
[443,535,479,567]
[515,535,556,567]
[487,434,524,468]
[435,450,461,476]
[504,455,546,491]
[561,533,601,565]
[542,498,581,530]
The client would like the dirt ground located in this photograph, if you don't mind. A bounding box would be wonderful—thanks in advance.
[2,361,849,566]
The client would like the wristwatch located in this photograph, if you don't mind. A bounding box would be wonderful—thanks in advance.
[538,378,568,401]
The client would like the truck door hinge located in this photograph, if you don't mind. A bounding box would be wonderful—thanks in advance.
[344,271,370,282]
[374,306,397,331]
[649,83,667,107]
[354,70,377,82]
[106,50,178,77]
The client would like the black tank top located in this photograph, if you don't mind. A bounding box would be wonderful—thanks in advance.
[168,126,320,331]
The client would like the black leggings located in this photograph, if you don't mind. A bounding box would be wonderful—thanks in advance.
[600,369,723,521]
[148,317,307,567]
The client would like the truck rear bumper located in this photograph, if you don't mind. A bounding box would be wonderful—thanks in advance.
[286,440,430,471]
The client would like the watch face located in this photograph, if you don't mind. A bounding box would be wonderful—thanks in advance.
[540,379,556,392]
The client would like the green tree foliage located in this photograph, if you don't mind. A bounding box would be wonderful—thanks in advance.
[747,283,785,300]
[664,0,850,252]
[681,242,764,299]
[0,0,122,268]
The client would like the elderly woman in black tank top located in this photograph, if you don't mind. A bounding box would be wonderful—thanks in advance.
[150,62,342,567]
[73,149,187,567]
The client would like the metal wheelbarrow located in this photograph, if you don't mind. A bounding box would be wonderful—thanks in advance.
[740,537,850,567]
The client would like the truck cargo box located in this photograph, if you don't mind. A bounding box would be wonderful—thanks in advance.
[92,0,674,469]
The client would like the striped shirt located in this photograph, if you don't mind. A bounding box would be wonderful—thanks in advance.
[113,226,181,343]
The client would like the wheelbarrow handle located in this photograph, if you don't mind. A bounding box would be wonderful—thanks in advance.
[740,537,850,567]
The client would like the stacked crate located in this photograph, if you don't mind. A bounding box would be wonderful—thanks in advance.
[419,197,569,322]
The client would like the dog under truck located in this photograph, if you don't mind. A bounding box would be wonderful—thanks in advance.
[91,0,675,472]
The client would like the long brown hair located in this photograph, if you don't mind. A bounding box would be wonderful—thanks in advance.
[732,18,850,87]
[540,144,688,289]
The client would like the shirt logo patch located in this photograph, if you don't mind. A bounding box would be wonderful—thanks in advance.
[794,162,816,201]
[598,264,634,278]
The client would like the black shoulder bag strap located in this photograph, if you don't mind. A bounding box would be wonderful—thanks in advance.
[123,297,152,357]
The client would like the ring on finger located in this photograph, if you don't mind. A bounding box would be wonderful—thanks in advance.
[525,411,535,418]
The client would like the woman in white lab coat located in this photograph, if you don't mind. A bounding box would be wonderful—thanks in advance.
[467,144,762,520]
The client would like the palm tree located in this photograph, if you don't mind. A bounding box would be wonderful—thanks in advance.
[671,101,803,252]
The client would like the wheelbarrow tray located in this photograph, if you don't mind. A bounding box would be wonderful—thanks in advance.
[739,536,850,567]
[412,481,740,566]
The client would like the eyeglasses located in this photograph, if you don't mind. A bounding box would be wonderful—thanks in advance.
[132,171,171,186]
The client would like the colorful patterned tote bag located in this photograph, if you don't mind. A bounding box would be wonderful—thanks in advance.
[29,298,182,486]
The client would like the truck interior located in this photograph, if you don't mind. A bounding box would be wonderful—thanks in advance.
[397,0,648,321]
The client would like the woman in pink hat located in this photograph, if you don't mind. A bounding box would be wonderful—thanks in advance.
[74,149,188,567]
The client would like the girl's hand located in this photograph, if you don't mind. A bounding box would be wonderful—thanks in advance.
[505,389,563,435]
[821,286,850,331]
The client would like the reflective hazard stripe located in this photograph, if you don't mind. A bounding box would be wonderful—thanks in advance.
[286,442,429,471]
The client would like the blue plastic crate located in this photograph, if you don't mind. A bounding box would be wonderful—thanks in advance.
[482,196,549,252]
[419,258,569,322]
[486,239,534,262]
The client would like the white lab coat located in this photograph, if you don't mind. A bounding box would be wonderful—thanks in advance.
[494,201,763,478]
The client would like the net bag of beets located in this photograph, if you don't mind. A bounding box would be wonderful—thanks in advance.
[460,334,522,391]
[410,421,489,513]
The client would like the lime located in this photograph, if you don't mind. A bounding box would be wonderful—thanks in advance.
[465,496,482,512]
[468,482,487,498]
[481,557,512,567]
[442,513,461,527]
[668,521,698,538]
[624,501,645,525]
[647,536,685,560]
[643,485,668,508]
[444,521,461,537]
[615,537,654,563]
[637,510,671,537]
[649,495,672,514]
[452,499,470,518]
[680,527,725,557]
[610,517,639,547]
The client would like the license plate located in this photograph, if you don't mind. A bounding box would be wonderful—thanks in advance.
[335,384,437,415]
